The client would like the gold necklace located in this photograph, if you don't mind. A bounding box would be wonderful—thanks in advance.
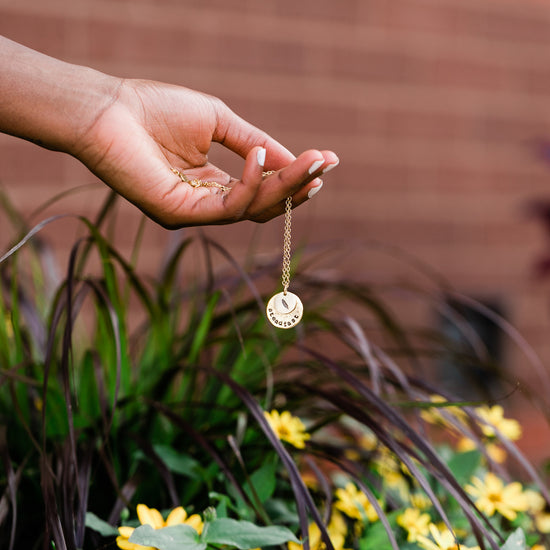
[265,195,303,329]
[172,167,303,329]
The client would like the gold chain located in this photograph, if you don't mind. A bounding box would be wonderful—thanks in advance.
[281,196,293,295]
[171,167,231,192]
[171,167,277,193]
[171,167,292,294]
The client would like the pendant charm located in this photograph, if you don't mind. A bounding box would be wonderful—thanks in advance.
[266,291,303,329]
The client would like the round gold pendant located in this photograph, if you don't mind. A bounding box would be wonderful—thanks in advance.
[266,291,303,329]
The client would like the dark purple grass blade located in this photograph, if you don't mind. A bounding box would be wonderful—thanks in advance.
[303,384,446,550]
[343,317,383,396]
[308,384,499,550]
[199,367,335,550]
[300,345,503,549]
[448,291,550,410]
[48,238,93,550]
[38,235,124,545]
[303,457,333,526]
[149,400,258,515]
[82,278,123,439]
[107,470,141,526]
[41,453,69,550]
[201,237,271,325]
[132,436,179,507]
[0,215,68,266]
[227,435,270,523]
[404,369,550,502]
[0,427,18,550]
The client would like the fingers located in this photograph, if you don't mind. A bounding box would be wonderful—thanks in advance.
[288,151,340,206]
[150,146,338,228]
[212,100,296,168]
[243,149,339,221]
[221,145,267,219]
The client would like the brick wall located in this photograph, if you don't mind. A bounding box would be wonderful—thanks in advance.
[2,0,550,455]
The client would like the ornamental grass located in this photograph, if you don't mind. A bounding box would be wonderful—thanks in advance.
[0,188,549,550]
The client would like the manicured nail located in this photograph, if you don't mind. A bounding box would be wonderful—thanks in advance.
[308,159,324,175]
[322,159,339,174]
[257,147,266,167]
[308,180,323,199]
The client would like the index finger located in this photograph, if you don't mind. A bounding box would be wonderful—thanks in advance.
[212,100,296,169]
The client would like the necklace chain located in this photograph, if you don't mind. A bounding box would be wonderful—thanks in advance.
[281,196,292,294]
[171,167,231,192]
[172,167,293,294]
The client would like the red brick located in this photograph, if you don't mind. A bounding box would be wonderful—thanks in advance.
[2,0,550,377]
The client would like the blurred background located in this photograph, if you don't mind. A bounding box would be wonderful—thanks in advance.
[2,0,550,460]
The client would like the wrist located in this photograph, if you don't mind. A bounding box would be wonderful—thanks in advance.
[0,36,122,156]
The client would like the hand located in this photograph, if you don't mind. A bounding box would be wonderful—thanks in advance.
[74,78,339,228]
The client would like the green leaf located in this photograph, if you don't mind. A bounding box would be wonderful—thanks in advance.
[84,512,119,536]
[264,499,300,525]
[500,528,527,550]
[244,459,277,504]
[447,450,481,485]
[188,292,220,364]
[204,518,300,548]
[153,444,201,476]
[358,511,399,550]
[129,524,206,550]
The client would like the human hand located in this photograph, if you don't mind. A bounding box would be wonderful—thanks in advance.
[75,78,339,228]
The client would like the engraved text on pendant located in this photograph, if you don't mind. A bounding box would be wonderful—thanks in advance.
[266,291,303,329]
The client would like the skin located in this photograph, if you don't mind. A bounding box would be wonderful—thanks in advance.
[0,36,338,228]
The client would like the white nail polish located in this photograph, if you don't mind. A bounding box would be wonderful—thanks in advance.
[257,147,266,167]
[308,159,324,175]
[308,181,323,199]
[322,159,339,174]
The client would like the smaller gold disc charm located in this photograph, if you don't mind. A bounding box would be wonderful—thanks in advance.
[266,291,303,329]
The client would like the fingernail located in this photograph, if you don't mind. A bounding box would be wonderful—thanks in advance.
[308,159,324,175]
[257,147,266,167]
[322,159,339,174]
[308,180,323,199]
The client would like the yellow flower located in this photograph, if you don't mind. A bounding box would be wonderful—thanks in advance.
[524,489,546,514]
[359,432,377,451]
[456,437,507,464]
[397,508,431,542]
[410,493,432,510]
[264,410,310,449]
[475,405,521,441]
[116,504,203,550]
[420,395,467,427]
[375,447,410,500]
[288,510,350,550]
[532,544,547,550]
[535,512,550,534]
[334,482,379,523]
[465,472,528,521]
[416,523,480,550]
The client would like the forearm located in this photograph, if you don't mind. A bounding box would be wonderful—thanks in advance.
[0,36,121,155]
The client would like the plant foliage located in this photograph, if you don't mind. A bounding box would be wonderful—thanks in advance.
[0,189,549,550]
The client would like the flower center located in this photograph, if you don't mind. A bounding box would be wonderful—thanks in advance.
[278,426,291,438]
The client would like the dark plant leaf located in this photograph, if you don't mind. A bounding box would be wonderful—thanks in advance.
[129,524,205,550]
[204,518,300,548]
[84,512,119,537]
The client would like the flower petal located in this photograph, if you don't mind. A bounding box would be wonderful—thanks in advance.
[165,506,187,526]
[118,526,135,538]
[186,514,204,534]
[116,535,154,550]
[137,504,164,529]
